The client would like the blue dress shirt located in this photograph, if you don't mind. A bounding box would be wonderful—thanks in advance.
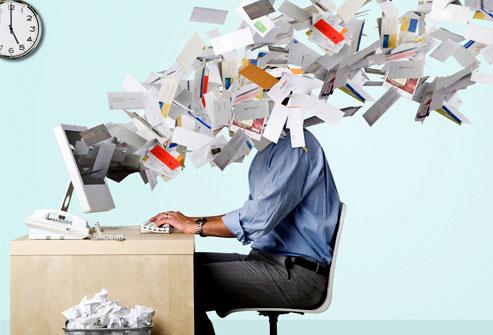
[222,130,340,264]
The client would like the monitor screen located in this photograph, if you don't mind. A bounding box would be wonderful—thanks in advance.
[65,130,105,185]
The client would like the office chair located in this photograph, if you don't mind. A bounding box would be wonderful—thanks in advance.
[217,202,347,335]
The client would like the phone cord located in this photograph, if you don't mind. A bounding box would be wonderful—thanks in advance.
[90,222,126,241]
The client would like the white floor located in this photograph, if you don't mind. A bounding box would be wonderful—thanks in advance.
[3,320,493,335]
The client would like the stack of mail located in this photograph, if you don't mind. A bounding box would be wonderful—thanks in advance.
[62,289,155,329]
[78,0,492,189]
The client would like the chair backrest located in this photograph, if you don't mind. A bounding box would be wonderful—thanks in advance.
[309,202,347,313]
[217,202,348,318]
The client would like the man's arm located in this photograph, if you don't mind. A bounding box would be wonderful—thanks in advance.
[202,216,234,237]
[148,211,234,237]
[150,143,309,242]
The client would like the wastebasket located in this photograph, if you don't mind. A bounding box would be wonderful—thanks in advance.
[63,325,152,335]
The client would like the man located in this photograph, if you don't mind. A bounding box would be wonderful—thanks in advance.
[149,129,340,335]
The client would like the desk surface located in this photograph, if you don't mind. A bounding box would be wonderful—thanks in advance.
[10,226,195,256]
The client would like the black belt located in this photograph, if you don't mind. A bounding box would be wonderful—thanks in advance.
[286,256,330,277]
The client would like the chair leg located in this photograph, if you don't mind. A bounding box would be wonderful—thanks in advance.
[259,312,280,335]
[268,313,278,335]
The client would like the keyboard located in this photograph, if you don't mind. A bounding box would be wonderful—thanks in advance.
[139,221,172,234]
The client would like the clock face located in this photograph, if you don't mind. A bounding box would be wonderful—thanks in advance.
[0,0,42,59]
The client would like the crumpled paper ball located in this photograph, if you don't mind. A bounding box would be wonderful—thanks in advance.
[62,289,154,329]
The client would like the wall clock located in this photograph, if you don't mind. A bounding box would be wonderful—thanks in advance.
[0,0,42,59]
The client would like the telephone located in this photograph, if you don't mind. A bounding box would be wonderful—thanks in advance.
[25,209,90,240]
[25,209,125,240]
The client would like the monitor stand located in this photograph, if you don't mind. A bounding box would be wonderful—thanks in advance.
[57,181,125,240]
[59,182,74,219]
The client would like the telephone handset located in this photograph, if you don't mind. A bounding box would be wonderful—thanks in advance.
[25,209,90,240]
[25,209,125,241]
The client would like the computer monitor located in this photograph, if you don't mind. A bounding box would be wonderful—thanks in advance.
[54,124,115,213]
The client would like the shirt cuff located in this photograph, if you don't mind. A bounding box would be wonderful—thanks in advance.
[222,209,249,245]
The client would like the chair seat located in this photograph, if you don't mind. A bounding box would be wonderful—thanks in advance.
[217,301,330,318]
[217,203,347,335]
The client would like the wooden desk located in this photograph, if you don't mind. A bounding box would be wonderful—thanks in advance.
[10,227,195,335]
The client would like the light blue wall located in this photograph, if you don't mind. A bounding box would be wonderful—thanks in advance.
[1,0,493,327]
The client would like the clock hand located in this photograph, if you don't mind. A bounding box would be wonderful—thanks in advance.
[9,3,12,28]
[8,4,19,45]
[11,28,20,45]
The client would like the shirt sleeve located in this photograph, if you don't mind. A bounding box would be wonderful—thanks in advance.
[222,144,309,245]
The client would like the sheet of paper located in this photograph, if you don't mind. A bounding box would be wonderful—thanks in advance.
[345,80,374,102]
[481,45,493,64]
[158,75,180,104]
[381,16,398,49]
[143,153,178,179]
[287,107,305,148]
[109,126,147,152]
[399,14,420,44]
[74,140,89,155]
[239,63,279,89]
[313,18,345,45]
[122,74,147,92]
[189,6,228,24]
[127,111,169,141]
[263,103,289,143]
[308,99,344,127]
[441,103,472,124]
[287,39,321,69]
[229,114,266,141]
[362,87,401,126]
[471,71,493,84]
[242,0,275,20]
[430,38,460,62]
[92,142,116,178]
[291,74,323,94]
[80,124,112,146]
[188,143,213,169]
[338,0,367,23]
[278,0,310,22]
[234,99,270,121]
[171,127,214,150]
[347,18,365,53]
[145,168,158,190]
[339,41,379,70]
[175,89,193,107]
[383,76,419,99]
[211,28,254,55]
[379,1,399,17]
[212,97,233,127]
[176,33,204,71]
[317,0,338,12]
[452,46,479,67]
[108,92,146,110]
[290,93,343,126]
[318,45,350,71]
[308,15,347,52]
[213,130,249,170]
[207,62,222,84]
[429,27,465,43]
[267,74,292,103]
[149,145,181,170]
[207,28,222,39]
[236,0,275,37]
[387,60,424,78]
[145,92,165,126]
[463,24,493,45]
[341,106,362,117]
[430,0,471,23]
[189,135,228,168]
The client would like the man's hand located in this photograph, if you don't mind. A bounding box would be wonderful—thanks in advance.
[149,211,196,234]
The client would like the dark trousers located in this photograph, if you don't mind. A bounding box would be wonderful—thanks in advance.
[194,249,328,335]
